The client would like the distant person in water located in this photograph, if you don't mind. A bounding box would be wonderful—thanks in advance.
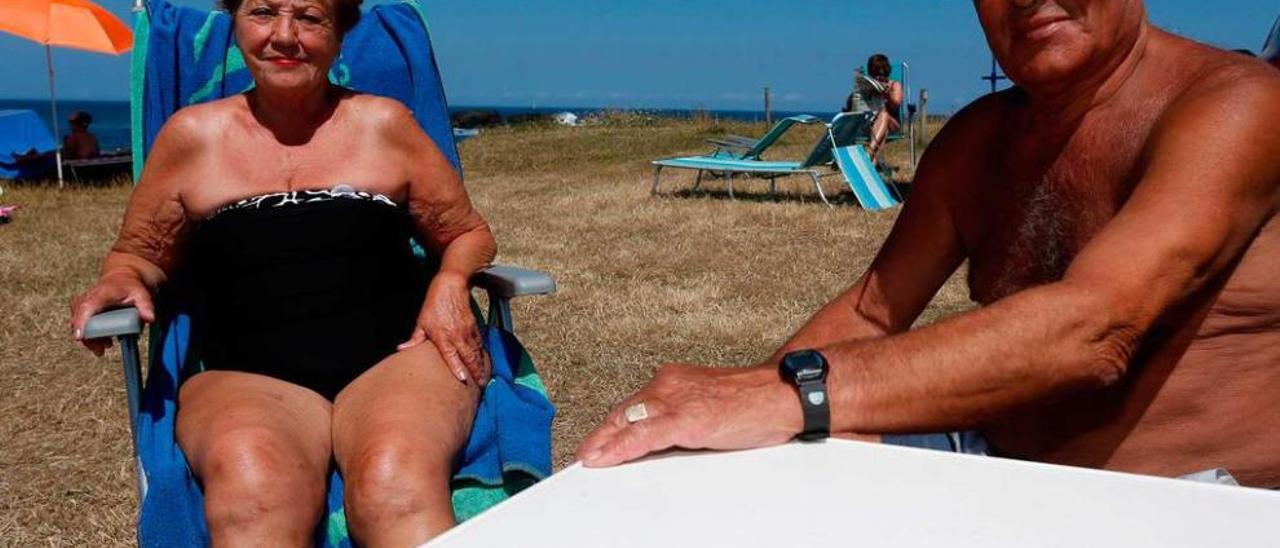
[842,53,903,163]
[64,111,100,160]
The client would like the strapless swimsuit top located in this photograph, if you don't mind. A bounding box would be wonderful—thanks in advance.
[189,187,428,400]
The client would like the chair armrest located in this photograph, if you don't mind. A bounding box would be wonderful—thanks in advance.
[83,307,143,339]
[718,134,760,146]
[471,264,557,299]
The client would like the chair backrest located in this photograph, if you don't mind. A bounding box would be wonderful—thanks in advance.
[853,61,910,125]
[131,0,460,180]
[799,112,873,168]
[741,114,820,159]
[1263,16,1280,65]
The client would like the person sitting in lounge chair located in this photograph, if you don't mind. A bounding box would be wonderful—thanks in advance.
[842,53,903,163]
[70,0,495,544]
[63,111,101,160]
[579,0,1280,489]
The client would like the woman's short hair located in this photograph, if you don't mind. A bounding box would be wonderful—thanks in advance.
[867,53,892,78]
[219,0,363,36]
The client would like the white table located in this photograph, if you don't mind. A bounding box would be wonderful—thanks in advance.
[431,439,1278,547]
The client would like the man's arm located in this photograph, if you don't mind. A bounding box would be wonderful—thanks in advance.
[576,98,991,465]
[771,98,982,360]
[820,71,1280,434]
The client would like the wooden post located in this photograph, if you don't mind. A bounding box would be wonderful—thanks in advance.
[915,88,928,166]
[763,87,772,127]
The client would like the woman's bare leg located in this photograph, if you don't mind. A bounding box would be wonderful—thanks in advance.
[333,343,481,546]
[177,371,333,548]
[868,109,893,163]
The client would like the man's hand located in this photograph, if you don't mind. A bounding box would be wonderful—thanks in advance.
[575,364,803,468]
[400,272,491,386]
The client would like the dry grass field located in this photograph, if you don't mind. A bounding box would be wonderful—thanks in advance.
[0,115,970,545]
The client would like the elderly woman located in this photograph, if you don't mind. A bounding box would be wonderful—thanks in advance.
[69,0,493,544]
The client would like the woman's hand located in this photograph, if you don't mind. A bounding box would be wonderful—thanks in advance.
[399,272,490,386]
[70,272,156,356]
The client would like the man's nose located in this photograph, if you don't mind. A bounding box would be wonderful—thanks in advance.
[1012,0,1042,8]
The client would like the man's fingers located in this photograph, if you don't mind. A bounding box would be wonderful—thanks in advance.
[576,421,622,461]
[577,396,659,462]
[583,417,678,468]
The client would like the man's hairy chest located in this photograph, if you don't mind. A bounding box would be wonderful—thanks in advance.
[956,114,1155,304]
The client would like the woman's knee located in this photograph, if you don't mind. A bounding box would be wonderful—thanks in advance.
[344,435,455,520]
[198,425,327,528]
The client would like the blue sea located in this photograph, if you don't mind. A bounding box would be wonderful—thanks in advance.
[0,98,830,152]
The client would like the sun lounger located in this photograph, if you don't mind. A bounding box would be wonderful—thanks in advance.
[63,153,132,182]
[652,112,900,210]
[703,114,822,158]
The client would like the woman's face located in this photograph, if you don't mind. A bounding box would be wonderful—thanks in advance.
[234,0,341,95]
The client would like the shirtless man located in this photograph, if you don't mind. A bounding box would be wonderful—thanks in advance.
[578,0,1280,488]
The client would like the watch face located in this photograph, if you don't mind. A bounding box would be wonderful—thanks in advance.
[795,367,824,382]
[782,349,828,382]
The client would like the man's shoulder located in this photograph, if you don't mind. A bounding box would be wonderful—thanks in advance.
[917,91,1013,167]
[1156,31,1280,114]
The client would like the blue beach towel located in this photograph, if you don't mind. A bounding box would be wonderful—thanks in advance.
[131,1,553,546]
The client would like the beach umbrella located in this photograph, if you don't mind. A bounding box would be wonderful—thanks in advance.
[0,0,133,186]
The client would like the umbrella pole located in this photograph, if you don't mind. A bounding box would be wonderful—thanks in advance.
[46,45,65,188]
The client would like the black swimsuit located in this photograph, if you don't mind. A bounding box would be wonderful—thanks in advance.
[190,188,427,400]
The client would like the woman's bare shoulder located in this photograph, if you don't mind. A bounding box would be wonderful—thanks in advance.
[344,93,415,125]
[155,95,247,149]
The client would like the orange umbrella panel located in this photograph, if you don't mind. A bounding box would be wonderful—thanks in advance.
[0,0,133,55]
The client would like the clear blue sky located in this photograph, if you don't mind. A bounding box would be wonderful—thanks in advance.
[1,1,1276,112]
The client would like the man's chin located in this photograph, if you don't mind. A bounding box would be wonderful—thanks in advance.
[1006,53,1090,89]
[1000,38,1096,89]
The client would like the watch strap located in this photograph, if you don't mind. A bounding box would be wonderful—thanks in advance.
[797,379,830,440]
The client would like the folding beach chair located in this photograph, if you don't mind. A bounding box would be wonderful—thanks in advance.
[651,112,901,210]
[703,114,823,158]
[83,1,556,546]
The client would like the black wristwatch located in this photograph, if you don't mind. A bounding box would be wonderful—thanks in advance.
[779,349,830,441]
